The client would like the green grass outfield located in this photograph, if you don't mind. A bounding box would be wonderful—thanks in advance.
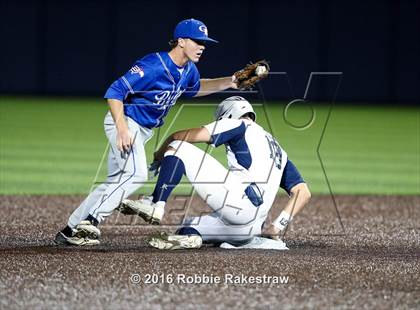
[0,96,419,195]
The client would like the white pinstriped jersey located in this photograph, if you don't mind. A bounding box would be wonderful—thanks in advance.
[204,118,288,199]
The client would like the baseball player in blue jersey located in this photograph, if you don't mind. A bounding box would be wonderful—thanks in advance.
[54,19,245,246]
[119,96,311,250]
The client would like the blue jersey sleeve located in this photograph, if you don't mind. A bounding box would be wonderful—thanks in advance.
[104,62,156,101]
[183,63,200,98]
[280,160,305,195]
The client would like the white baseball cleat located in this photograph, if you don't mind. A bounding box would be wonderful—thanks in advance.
[54,231,100,246]
[220,237,288,250]
[146,232,202,250]
[119,199,165,225]
[75,220,101,239]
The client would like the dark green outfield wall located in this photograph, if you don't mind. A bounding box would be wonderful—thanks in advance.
[0,0,419,103]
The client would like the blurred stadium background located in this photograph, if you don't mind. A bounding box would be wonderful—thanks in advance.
[0,0,419,195]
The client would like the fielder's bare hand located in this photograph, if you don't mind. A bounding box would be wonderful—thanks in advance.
[117,127,134,153]
[107,98,134,153]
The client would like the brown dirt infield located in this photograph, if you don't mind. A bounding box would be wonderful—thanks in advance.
[0,195,419,309]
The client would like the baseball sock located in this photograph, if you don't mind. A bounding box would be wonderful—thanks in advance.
[152,155,185,203]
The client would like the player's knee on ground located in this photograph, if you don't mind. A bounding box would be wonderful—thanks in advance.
[290,183,311,204]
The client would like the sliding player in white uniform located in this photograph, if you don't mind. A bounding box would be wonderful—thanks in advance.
[120,96,311,250]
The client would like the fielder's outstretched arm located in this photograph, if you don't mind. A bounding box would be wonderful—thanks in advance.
[194,76,237,97]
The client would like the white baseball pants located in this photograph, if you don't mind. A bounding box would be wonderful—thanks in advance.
[68,112,153,228]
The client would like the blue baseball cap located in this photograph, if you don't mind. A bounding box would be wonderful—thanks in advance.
[173,18,218,43]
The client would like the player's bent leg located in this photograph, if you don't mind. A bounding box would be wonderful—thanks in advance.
[86,115,151,224]
[119,140,228,224]
[58,149,121,243]
[69,152,148,224]
[66,147,122,231]
[166,140,230,186]
[88,155,148,222]
[118,153,185,224]
[56,116,151,245]
[66,143,122,229]
[122,140,262,226]
[62,166,147,242]
[166,141,261,225]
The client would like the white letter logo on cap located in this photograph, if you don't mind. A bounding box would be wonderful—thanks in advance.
[199,25,208,36]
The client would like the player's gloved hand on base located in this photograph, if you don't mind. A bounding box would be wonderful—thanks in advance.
[233,60,270,90]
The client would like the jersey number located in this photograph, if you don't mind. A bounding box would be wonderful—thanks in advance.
[265,135,282,169]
